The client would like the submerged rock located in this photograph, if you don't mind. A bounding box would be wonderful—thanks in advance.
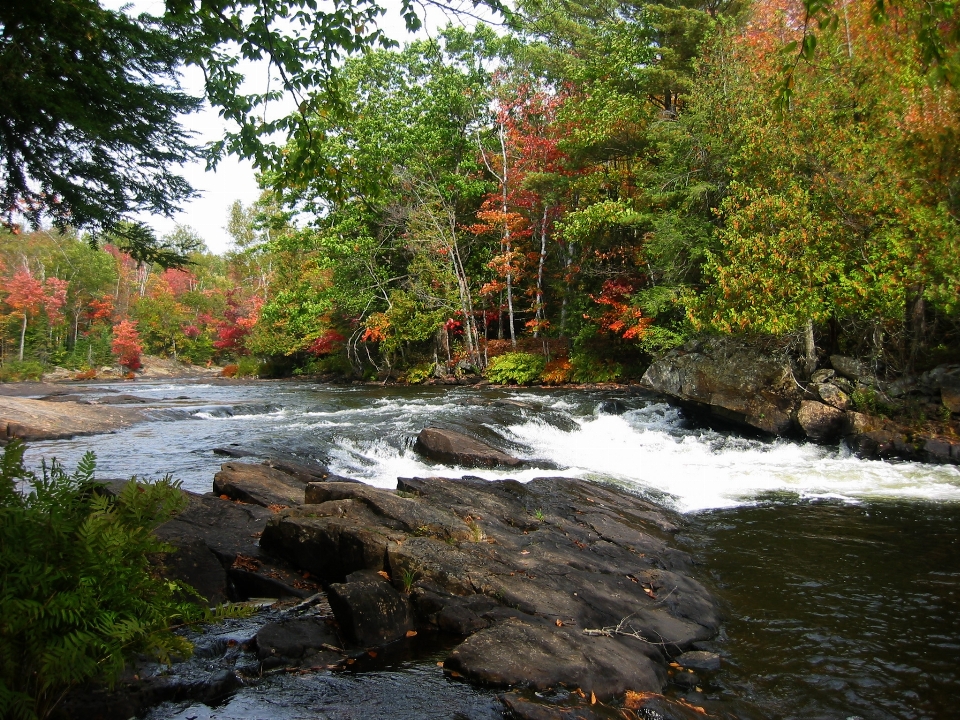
[413,426,523,468]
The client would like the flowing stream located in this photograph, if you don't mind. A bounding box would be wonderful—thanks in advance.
[24,380,960,719]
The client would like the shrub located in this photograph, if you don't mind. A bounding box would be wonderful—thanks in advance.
[570,352,622,383]
[405,362,436,384]
[0,441,208,720]
[541,357,574,385]
[485,352,546,385]
[111,320,143,371]
[234,356,262,377]
[221,363,239,378]
[0,361,45,383]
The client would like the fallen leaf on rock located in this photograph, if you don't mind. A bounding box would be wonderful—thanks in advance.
[590,691,597,705]
[367,650,377,658]
[520,550,530,555]
[677,699,707,714]
[250,531,262,538]
[267,504,288,513]
[346,658,355,665]
[449,670,461,678]
[555,619,564,627]
[437,661,444,667]
[643,587,656,598]
[669,662,680,668]
[405,630,418,637]
[220,494,230,500]
[623,691,658,710]
[232,554,260,571]
[377,570,390,580]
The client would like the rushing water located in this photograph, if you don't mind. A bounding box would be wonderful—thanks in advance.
[22,380,960,719]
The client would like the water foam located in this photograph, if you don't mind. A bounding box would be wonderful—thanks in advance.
[325,402,960,513]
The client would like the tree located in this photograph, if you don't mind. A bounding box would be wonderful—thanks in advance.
[1,0,509,235]
[111,320,143,371]
[0,0,201,233]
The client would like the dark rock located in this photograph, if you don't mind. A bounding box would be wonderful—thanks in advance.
[56,669,242,720]
[810,368,835,383]
[94,393,148,404]
[413,426,523,468]
[923,437,960,464]
[797,400,845,440]
[830,355,868,380]
[261,498,406,581]
[213,446,253,458]
[942,386,960,414]
[437,603,490,635]
[671,669,700,689]
[675,650,721,671]
[327,575,415,647]
[812,383,850,411]
[641,336,800,435]
[499,693,603,720]
[304,481,471,541]
[255,616,341,661]
[213,462,306,508]
[266,457,360,484]
[157,538,229,605]
[263,474,720,702]
[446,617,666,699]
[598,399,628,415]
[154,492,319,600]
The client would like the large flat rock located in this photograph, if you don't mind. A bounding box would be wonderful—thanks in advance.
[0,396,143,440]
[260,474,720,702]
[213,462,308,509]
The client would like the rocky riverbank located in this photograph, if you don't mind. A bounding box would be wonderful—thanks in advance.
[61,432,730,720]
[641,336,960,465]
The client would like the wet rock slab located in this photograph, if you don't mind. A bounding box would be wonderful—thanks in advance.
[413,426,523,468]
[261,474,721,703]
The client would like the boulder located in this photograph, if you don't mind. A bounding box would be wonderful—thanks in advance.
[213,462,306,509]
[675,650,721,671]
[797,400,846,440]
[255,616,341,663]
[413,426,523,468]
[327,573,415,647]
[942,386,960,414]
[641,336,800,435]
[155,492,320,600]
[812,383,850,411]
[598,399,628,415]
[446,617,666,699]
[810,368,835,383]
[830,355,868,381]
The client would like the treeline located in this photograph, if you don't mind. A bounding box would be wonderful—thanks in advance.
[0,225,262,380]
[3,0,958,384]
[237,0,959,382]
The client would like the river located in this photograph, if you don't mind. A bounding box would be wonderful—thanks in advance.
[24,380,960,720]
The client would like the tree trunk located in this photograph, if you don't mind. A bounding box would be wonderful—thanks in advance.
[533,205,549,338]
[804,319,817,376]
[19,313,27,362]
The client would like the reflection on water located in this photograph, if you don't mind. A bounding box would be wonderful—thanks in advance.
[21,380,960,719]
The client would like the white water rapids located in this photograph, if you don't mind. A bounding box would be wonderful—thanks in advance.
[23,381,960,513]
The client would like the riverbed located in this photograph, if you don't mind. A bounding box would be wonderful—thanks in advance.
[23,380,960,719]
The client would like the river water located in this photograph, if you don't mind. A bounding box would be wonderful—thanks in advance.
[23,380,960,719]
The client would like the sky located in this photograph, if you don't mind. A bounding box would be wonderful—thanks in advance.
[107,0,498,254]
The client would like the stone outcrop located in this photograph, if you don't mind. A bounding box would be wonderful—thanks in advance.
[641,337,800,435]
[413,426,523,468]
[213,461,308,509]
[0,395,143,441]
[261,474,721,703]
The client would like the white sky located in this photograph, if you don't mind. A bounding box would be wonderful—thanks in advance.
[108,0,497,254]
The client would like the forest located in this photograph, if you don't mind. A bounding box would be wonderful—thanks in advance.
[2,0,958,385]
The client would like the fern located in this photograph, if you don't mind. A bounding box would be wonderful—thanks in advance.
[0,440,226,720]
[485,352,546,385]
